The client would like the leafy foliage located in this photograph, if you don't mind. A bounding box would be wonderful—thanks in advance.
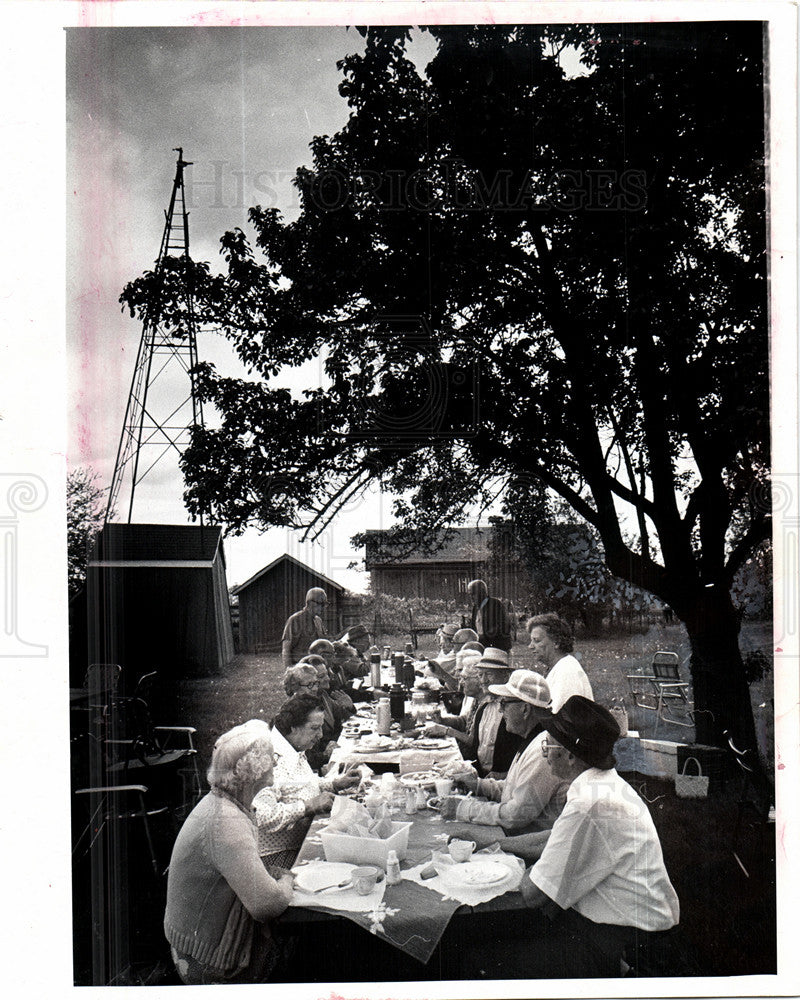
[120,23,769,748]
[67,467,107,598]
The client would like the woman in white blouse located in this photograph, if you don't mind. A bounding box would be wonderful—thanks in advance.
[252,693,358,870]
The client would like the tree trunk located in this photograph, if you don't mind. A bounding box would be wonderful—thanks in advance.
[680,587,758,754]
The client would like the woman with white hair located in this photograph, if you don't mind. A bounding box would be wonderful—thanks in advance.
[163,721,294,985]
[282,662,321,698]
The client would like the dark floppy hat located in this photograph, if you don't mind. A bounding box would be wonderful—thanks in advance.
[545,696,619,770]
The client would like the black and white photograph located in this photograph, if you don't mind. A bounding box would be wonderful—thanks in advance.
[2,1,798,996]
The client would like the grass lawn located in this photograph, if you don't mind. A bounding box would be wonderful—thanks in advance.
[164,618,774,778]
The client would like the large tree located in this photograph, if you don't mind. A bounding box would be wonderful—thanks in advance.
[121,22,769,752]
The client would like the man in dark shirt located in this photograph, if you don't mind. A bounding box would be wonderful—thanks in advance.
[468,579,512,652]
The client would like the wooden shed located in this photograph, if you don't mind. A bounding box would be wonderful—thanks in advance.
[84,523,235,683]
[232,554,346,654]
[364,526,529,602]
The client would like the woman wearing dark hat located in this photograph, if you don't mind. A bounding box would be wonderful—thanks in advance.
[519,696,680,977]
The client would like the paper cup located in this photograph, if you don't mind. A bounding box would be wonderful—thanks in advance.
[434,778,454,798]
[351,865,380,895]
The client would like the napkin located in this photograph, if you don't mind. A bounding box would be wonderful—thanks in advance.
[402,846,524,906]
[289,860,386,913]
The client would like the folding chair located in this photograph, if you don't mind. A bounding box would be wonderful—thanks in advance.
[627,651,694,736]
[73,784,168,875]
[104,672,203,818]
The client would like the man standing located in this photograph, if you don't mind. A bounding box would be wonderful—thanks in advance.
[467,579,512,653]
[519,696,680,977]
[281,588,327,669]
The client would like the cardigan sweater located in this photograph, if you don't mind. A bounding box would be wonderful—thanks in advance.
[164,790,292,972]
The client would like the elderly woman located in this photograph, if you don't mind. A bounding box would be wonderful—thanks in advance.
[526,612,593,711]
[163,721,294,985]
[282,662,321,698]
[253,694,358,869]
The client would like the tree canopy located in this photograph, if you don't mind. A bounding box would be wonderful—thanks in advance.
[120,22,769,749]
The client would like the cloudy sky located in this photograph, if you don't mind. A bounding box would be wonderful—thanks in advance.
[66,26,438,591]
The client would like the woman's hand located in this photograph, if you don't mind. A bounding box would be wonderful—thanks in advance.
[305,791,335,815]
[332,772,359,791]
[447,823,502,850]
[276,870,295,893]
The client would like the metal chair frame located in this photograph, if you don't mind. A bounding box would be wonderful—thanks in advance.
[627,651,695,735]
[73,784,168,875]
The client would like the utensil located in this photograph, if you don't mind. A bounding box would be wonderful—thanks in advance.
[306,877,353,894]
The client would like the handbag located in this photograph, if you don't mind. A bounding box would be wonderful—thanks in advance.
[675,756,709,799]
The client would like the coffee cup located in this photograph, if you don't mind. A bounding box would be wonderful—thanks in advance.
[434,778,454,798]
[351,865,380,895]
[448,838,476,863]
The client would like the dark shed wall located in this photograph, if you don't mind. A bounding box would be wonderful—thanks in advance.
[83,524,235,684]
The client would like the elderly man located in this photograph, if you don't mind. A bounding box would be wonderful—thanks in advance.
[468,579,512,652]
[441,670,569,834]
[281,588,328,669]
[459,648,523,777]
[517,696,680,977]
[527,612,592,711]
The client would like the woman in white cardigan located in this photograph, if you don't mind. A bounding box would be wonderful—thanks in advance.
[163,721,294,985]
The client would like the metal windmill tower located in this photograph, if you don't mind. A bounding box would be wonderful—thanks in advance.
[106,148,205,522]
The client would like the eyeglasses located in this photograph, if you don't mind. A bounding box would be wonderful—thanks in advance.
[540,739,563,758]
[498,698,521,709]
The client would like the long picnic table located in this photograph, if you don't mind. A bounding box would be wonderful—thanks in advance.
[273,693,546,980]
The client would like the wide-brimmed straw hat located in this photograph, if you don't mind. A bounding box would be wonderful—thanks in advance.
[545,696,618,770]
[477,647,511,671]
[487,668,551,709]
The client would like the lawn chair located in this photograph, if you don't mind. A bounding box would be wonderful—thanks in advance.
[627,651,694,736]
[73,783,168,875]
[75,668,203,820]
[104,672,203,819]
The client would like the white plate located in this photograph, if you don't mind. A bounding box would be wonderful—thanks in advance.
[293,862,355,894]
[352,741,394,753]
[441,861,509,887]
[399,770,440,787]
[411,738,450,749]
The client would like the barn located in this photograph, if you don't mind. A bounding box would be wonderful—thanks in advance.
[232,554,347,654]
[364,526,529,602]
[84,523,235,684]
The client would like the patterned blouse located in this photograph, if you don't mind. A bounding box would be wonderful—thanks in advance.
[252,726,335,857]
